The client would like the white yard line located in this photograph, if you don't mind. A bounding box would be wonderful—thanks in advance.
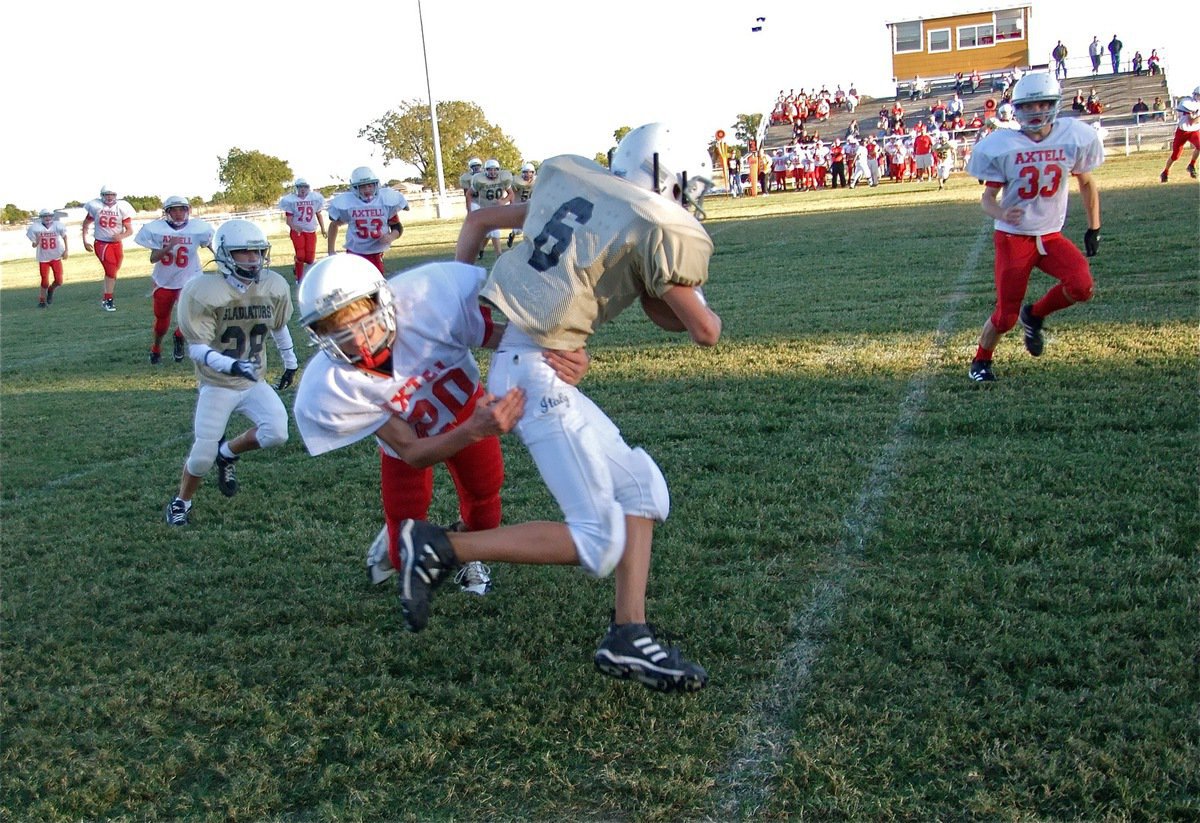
[711,227,988,819]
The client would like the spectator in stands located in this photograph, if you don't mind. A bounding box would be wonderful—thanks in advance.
[1052,40,1069,80]
[1072,90,1086,112]
[1088,37,1103,75]
[846,119,860,140]
[1086,95,1104,115]
[931,98,947,126]
[954,72,966,94]
[1132,98,1150,122]
[1152,96,1167,120]
[909,75,923,101]
[815,97,830,122]
[948,92,964,119]
[1147,49,1161,75]
[846,86,859,113]
[1108,34,1123,74]
[1132,51,1144,76]
[970,69,981,93]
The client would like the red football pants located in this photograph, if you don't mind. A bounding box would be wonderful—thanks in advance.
[990,231,1093,331]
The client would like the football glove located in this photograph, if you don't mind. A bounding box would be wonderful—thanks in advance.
[228,359,258,381]
[275,368,297,391]
[1084,227,1101,257]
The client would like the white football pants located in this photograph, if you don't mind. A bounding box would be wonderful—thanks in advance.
[488,327,670,578]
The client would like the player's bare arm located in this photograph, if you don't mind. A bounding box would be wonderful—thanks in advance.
[373,388,527,469]
[327,220,343,255]
[660,285,722,346]
[81,216,94,252]
[455,203,528,263]
[981,184,1022,225]
[1074,171,1101,230]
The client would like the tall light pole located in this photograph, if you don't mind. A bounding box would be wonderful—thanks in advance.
[417,0,450,218]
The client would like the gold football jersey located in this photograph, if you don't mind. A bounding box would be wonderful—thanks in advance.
[512,174,536,203]
[178,270,295,389]
[481,154,712,350]
[470,170,514,207]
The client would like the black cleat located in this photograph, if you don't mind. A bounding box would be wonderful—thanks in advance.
[45,284,56,304]
[594,620,708,693]
[149,350,162,364]
[173,335,185,362]
[1189,165,1198,180]
[164,497,191,526]
[969,359,996,382]
[396,519,460,632]
[215,439,239,497]
[1019,304,1045,357]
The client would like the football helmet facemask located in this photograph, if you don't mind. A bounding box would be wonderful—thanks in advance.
[468,157,483,173]
[520,162,535,181]
[213,219,271,285]
[350,166,379,202]
[294,178,311,196]
[100,185,117,206]
[484,159,501,180]
[1011,72,1062,133]
[297,254,396,368]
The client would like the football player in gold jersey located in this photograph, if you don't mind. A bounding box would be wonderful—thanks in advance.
[396,124,721,693]
[164,220,299,526]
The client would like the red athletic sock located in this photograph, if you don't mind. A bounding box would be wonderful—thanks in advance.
[974,346,994,362]
[1033,284,1073,318]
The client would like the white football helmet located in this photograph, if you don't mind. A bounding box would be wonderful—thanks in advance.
[297,254,396,367]
[468,157,483,173]
[213,219,270,284]
[610,122,713,216]
[100,185,117,205]
[350,166,379,202]
[484,159,500,180]
[1011,72,1062,133]
[997,102,1015,122]
[162,195,190,227]
[520,162,535,181]
[38,209,54,225]
[294,178,310,196]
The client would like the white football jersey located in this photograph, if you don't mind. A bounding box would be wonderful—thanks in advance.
[279,191,326,231]
[135,217,215,290]
[177,271,294,390]
[481,154,713,351]
[293,261,489,458]
[1176,98,1200,132]
[327,188,409,254]
[966,117,1104,236]
[27,220,67,262]
[84,198,135,241]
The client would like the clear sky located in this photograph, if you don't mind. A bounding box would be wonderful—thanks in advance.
[3,0,1191,210]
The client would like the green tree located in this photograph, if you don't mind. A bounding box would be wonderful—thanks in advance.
[125,195,161,212]
[358,99,520,191]
[2,204,32,225]
[217,148,293,207]
[732,113,763,152]
[593,126,633,167]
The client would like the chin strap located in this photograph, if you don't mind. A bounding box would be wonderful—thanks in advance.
[357,344,391,371]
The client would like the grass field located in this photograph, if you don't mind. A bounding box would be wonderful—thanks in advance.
[2,151,1197,821]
